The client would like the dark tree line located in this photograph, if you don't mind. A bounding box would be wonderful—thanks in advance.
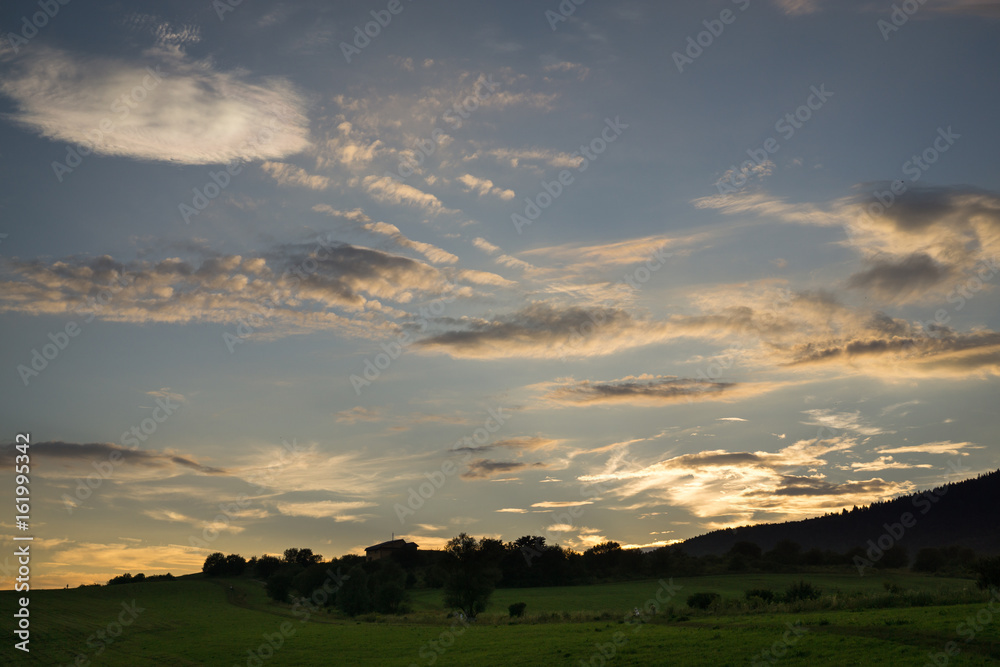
[107,572,175,585]
[681,469,1000,557]
[190,530,994,621]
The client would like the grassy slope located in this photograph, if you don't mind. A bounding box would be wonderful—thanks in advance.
[2,573,997,666]
[408,572,980,615]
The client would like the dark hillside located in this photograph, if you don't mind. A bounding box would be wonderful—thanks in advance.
[679,469,1000,557]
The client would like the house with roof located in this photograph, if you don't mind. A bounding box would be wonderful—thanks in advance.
[365,538,418,562]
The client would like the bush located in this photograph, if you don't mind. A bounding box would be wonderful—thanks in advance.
[783,580,821,602]
[337,566,372,616]
[508,602,527,618]
[203,552,247,577]
[687,592,720,610]
[423,565,447,589]
[744,588,775,603]
[874,545,908,569]
[373,561,407,614]
[913,548,946,573]
[265,573,293,603]
[974,556,1000,591]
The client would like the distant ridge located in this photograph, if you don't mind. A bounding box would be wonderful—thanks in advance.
[678,469,1000,557]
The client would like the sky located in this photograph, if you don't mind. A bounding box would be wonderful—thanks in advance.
[0,0,998,589]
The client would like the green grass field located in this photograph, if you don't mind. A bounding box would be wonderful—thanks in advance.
[3,573,998,665]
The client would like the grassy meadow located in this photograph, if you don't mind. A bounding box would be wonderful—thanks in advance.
[3,572,999,665]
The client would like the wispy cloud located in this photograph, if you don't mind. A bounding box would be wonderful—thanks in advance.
[577,436,912,528]
[362,176,450,214]
[312,205,372,223]
[531,500,594,508]
[849,456,933,472]
[2,441,226,476]
[455,436,561,454]
[275,500,377,521]
[413,304,679,360]
[539,375,783,406]
[362,221,459,264]
[461,459,547,480]
[801,408,887,436]
[261,161,331,190]
[1,45,311,164]
[457,173,515,200]
[878,440,982,456]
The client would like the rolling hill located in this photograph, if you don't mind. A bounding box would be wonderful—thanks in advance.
[678,469,1000,557]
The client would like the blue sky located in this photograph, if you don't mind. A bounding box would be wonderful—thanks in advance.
[1,0,998,587]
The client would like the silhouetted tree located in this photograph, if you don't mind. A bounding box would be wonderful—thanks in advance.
[875,545,908,569]
[337,566,371,615]
[443,533,502,620]
[974,556,1000,591]
[224,554,247,575]
[583,541,622,578]
[729,541,762,560]
[913,548,946,573]
[254,555,282,579]
[284,548,322,567]
[765,540,801,566]
[293,563,334,604]
[266,573,293,603]
[373,560,408,613]
[202,552,227,576]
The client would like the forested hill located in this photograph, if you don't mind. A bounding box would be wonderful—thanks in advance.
[678,469,1000,557]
